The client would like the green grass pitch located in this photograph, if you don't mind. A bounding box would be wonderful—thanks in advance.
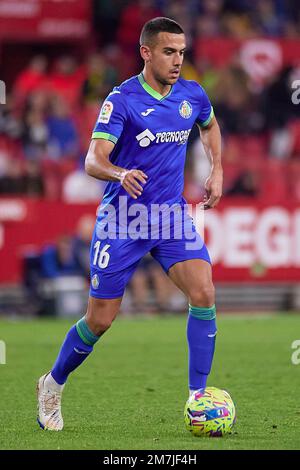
[0,313,300,450]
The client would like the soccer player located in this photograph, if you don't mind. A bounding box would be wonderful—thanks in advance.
[37,17,223,431]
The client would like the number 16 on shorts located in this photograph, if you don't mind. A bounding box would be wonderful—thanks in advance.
[92,242,111,269]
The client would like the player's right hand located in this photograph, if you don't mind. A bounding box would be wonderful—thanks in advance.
[119,169,148,199]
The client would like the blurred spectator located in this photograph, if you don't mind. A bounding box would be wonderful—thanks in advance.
[180,54,202,83]
[117,0,162,53]
[195,59,221,99]
[253,0,284,36]
[226,170,259,196]
[13,55,48,108]
[38,234,89,316]
[73,214,95,280]
[195,0,225,36]
[221,11,255,38]
[0,94,23,140]
[26,90,49,113]
[40,235,83,279]
[214,65,265,134]
[163,0,193,45]
[0,159,24,194]
[23,160,44,197]
[200,0,224,16]
[22,102,48,161]
[262,66,299,130]
[81,53,118,104]
[62,165,104,203]
[47,97,80,160]
[48,56,85,110]
[77,101,100,150]
[0,158,44,196]
[23,219,94,315]
[269,127,294,159]
[129,254,186,313]
[195,14,220,37]
[93,0,124,44]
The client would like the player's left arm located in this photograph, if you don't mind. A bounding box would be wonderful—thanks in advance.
[199,115,223,210]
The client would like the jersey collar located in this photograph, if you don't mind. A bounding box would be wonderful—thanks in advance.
[138,73,173,101]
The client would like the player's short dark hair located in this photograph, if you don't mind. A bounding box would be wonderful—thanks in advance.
[139,17,184,47]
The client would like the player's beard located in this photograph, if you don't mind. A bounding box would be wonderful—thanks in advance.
[154,70,178,86]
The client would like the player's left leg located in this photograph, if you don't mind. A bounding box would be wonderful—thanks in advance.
[37,296,122,431]
[168,259,217,393]
[37,229,154,431]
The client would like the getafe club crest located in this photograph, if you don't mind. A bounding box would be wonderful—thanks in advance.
[179,100,193,119]
[91,274,99,289]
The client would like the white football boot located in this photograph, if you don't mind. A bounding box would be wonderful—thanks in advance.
[36,373,64,431]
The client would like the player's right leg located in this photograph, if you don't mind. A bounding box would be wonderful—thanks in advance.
[37,296,121,431]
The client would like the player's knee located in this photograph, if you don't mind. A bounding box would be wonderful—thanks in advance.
[85,301,118,336]
[189,283,215,308]
[94,318,114,336]
[86,312,115,336]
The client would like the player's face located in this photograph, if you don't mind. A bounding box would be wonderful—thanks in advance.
[147,32,186,85]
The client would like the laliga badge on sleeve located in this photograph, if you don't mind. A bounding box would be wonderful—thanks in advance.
[98,101,114,124]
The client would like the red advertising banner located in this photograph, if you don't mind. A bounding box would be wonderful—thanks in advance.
[0,0,91,40]
[0,198,299,284]
[195,37,300,86]
[0,198,97,283]
[203,200,300,282]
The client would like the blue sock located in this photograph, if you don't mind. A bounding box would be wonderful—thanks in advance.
[51,317,100,385]
[187,304,217,391]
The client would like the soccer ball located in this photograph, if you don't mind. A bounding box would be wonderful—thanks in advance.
[184,387,236,437]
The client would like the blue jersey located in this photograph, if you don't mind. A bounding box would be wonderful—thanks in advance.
[89,73,213,296]
[92,72,213,221]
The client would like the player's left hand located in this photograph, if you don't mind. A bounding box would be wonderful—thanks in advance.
[202,168,223,210]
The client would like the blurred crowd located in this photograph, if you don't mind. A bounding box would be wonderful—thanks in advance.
[96,0,300,46]
[1,0,300,315]
[0,53,116,201]
[0,0,300,204]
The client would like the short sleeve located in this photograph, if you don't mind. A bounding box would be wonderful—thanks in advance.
[92,90,127,144]
[195,85,214,128]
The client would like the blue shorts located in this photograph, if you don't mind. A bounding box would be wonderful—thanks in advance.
[89,214,211,299]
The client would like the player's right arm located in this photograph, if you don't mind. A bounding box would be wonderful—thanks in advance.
[85,139,147,199]
[85,90,147,199]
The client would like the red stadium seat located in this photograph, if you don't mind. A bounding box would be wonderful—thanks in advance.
[288,119,300,155]
[287,160,300,201]
[258,160,288,202]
